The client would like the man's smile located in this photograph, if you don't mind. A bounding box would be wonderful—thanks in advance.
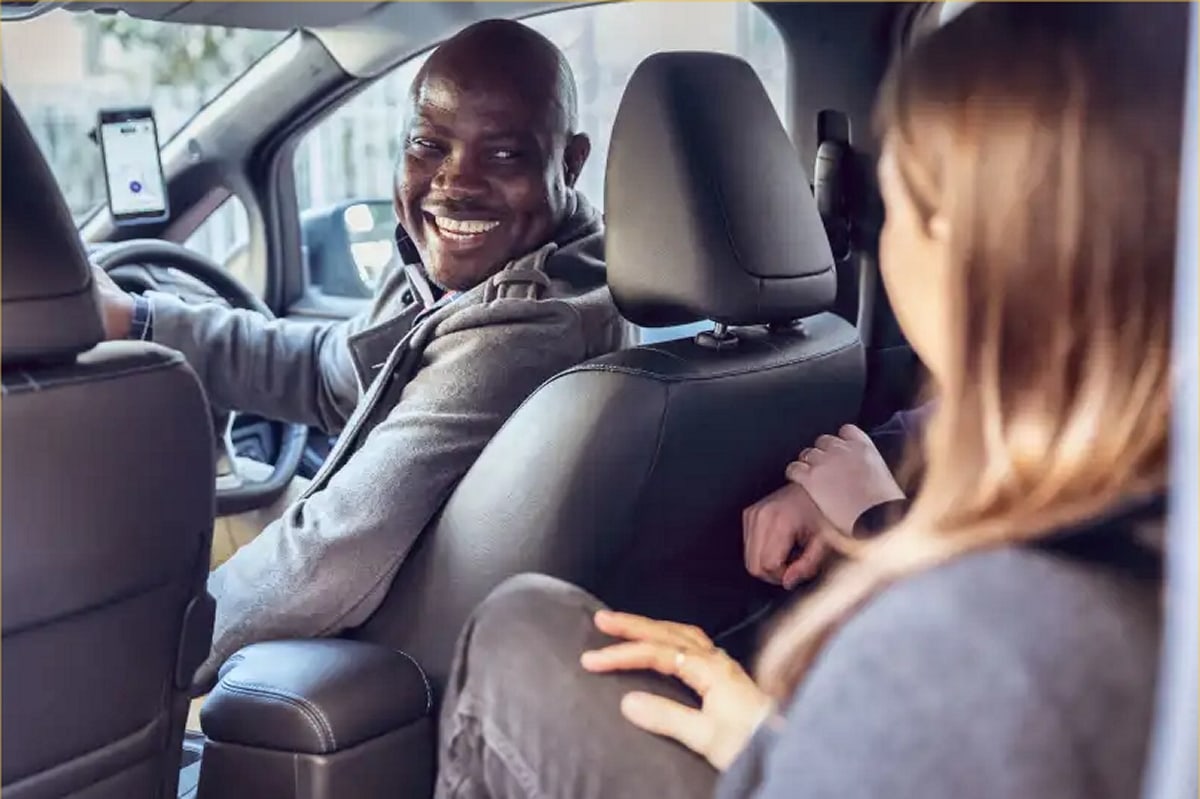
[422,211,503,250]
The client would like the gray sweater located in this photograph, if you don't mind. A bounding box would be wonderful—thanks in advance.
[719,527,1162,799]
[149,195,632,686]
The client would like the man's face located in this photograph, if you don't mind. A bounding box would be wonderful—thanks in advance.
[395,71,584,292]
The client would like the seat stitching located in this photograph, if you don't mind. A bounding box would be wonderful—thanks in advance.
[391,649,434,714]
[554,336,860,384]
[1,280,96,304]
[0,355,186,394]
[636,344,691,363]
[216,652,248,682]
[3,571,194,637]
[219,679,338,750]
[605,381,673,573]
[0,705,168,792]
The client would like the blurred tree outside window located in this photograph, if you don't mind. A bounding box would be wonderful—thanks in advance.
[2,10,282,225]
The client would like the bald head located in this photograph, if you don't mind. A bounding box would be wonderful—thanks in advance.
[394,19,592,292]
[418,19,579,134]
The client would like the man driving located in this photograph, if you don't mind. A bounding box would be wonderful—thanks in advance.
[91,19,632,685]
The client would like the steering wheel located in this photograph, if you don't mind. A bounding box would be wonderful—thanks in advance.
[92,239,309,517]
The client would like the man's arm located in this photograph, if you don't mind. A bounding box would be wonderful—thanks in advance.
[743,407,931,588]
[195,298,591,685]
[148,292,363,434]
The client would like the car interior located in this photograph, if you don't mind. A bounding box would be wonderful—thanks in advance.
[0,1,1194,798]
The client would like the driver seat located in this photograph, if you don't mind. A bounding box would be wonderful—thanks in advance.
[0,87,217,799]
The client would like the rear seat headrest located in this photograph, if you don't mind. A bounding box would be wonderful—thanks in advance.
[604,51,836,328]
[1,85,104,365]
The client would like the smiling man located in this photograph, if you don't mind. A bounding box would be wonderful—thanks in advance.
[398,21,592,292]
[91,19,632,686]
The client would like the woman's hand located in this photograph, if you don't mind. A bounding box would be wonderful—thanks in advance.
[785,424,905,534]
[581,611,775,771]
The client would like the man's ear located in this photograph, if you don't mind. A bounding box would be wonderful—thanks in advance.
[392,157,407,218]
[563,133,591,188]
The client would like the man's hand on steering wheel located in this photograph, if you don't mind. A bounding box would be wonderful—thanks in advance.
[90,264,136,340]
[90,240,310,516]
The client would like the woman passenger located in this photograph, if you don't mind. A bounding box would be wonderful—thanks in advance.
[434,4,1186,798]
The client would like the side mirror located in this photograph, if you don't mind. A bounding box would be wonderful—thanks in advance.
[343,201,399,290]
[300,199,396,298]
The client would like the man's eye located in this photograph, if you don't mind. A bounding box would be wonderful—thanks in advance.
[409,137,440,152]
[492,149,520,161]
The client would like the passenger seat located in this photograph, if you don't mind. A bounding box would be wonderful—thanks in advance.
[354,51,866,687]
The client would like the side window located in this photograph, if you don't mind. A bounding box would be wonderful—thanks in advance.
[184,195,256,290]
[291,3,787,299]
[293,58,427,299]
[526,3,788,216]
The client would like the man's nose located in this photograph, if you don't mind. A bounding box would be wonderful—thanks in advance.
[433,150,488,199]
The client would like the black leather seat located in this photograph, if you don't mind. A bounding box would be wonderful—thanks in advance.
[0,87,216,799]
[353,51,866,688]
[191,52,866,799]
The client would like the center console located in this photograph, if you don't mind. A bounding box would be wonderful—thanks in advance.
[195,639,435,799]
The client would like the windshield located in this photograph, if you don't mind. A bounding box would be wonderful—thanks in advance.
[1,10,284,221]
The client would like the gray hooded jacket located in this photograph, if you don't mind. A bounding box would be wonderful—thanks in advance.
[148,196,631,685]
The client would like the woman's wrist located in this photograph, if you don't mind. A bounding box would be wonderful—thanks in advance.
[718,698,784,773]
[851,496,910,538]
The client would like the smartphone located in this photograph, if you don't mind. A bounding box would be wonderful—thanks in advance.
[96,107,170,225]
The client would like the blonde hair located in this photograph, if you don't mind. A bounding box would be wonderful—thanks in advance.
[757,4,1185,698]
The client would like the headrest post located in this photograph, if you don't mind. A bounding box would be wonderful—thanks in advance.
[768,319,806,334]
[695,322,740,352]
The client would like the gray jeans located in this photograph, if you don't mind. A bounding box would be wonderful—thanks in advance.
[436,574,719,799]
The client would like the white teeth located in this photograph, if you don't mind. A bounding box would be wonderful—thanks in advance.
[434,217,499,235]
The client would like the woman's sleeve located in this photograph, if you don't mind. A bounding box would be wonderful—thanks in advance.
[851,498,911,538]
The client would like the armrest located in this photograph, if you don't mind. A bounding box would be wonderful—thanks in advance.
[201,639,432,754]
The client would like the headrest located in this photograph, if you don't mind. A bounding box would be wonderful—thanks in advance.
[2,85,104,365]
[605,52,836,328]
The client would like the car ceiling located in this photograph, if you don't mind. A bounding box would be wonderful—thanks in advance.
[64,1,395,29]
[64,0,585,32]
[60,1,598,77]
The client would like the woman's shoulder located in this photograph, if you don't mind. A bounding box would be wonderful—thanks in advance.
[778,540,1162,798]
[844,541,1162,693]
[887,536,1155,613]
[854,493,1163,656]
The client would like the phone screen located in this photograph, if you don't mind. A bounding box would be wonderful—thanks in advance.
[97,108,169,224]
